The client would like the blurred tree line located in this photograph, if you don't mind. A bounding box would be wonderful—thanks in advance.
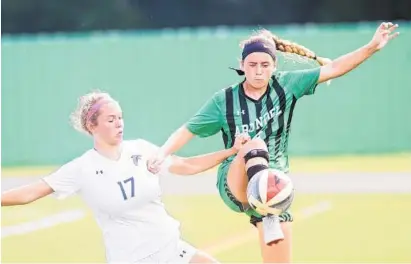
[2,0,410,34]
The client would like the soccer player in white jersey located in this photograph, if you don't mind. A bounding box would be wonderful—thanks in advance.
[1,91,250,263]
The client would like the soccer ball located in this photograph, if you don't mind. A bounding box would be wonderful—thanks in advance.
[246,169,294,216]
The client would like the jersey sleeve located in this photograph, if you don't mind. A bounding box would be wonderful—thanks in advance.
[185,91,224,138]
[42,159,81,199]
[280,68,321,99]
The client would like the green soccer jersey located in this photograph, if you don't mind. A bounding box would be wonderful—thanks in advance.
[186,67,321,173]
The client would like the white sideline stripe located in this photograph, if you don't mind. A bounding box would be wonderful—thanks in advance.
[204,201,333,255]
[299,201,332,219]
[2,210,86,238]
[1,201,332,244]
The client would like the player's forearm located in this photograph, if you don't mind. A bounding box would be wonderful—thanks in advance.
[1,181,53,206]
[1,188,32,206]
[159,125,194,157]
[318,42,378,83]
[170,148,237,175]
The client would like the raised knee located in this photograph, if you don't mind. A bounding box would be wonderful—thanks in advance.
[242,145,270,181]
[248,137,267,149]
[239,138,267,156]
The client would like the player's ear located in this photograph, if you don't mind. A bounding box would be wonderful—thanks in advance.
[240,60,245,71]
[86,122,97,134]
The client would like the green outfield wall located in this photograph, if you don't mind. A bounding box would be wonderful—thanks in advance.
[2,23,410,166]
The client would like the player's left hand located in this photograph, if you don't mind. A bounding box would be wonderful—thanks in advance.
[370,22,399,51]
[232,133,250,153]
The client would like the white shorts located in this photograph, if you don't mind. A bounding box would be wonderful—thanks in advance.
[137,238,197,263]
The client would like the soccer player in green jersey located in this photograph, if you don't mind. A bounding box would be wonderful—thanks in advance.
[148,22,399,263]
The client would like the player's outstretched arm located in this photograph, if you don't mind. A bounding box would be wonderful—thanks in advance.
[169,148,237,176]
[318,22,399,84]
[161,125,195,156]
[169,133,250,176]
[147,125,195,173]
[1,181,53,206]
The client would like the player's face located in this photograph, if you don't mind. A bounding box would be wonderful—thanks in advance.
[92,101,124,145]
[241,52,276,89]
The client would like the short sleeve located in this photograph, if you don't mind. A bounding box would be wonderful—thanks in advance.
[42,159,81,199]
[279,68,321,99]
[186,92,224,137]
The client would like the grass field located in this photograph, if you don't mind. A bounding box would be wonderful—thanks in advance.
[2,193,411,263]
[2,155,411,263]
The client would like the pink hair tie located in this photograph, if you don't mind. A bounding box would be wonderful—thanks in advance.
[86,99,110,121]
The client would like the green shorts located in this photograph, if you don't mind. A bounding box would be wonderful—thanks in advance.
[217,163,293,226]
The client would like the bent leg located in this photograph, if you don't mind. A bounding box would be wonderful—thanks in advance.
[226,138,269,203]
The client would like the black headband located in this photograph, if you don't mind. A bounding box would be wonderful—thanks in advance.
[242,41,276,60]
[230,40,277,76]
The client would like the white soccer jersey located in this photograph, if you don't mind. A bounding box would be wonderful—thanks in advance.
[43,139,181,263]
